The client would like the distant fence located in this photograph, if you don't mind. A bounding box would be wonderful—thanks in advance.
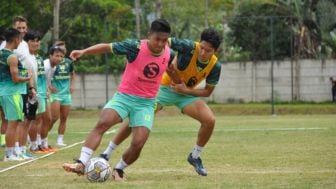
[72,59,336,109]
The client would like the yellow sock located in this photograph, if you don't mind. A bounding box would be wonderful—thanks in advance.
[0,134,5,145]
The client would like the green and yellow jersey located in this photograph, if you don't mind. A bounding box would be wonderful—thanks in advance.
[161,38,221,88]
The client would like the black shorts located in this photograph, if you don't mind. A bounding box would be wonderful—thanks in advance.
[22,94,38,120]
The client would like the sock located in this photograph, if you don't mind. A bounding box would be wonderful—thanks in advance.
[103,141,118,158]
[20,146,27,154]
[30,141,38,150]
[5,147,15,157]
[37,134,41,145]
[191,145,203,159]
[57,135,64,144]
[79,146,93,166]
[41,137,48,148]
[15,142,21,155]
[115,159,128,170]
[0,134,5,145]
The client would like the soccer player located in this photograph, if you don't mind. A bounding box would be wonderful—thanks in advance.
[0,28,32,161]
[62,18,174,181]
[15,30,43,159]
[33,46,65,153]
[0,16,31,148]
[100,28,222,176]
[48,41,75,147]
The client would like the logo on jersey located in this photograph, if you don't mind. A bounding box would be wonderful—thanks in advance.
[186,76,198,87]
[143,62,160,79]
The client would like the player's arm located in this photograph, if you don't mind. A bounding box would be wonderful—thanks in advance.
[70,43,111,61]
[171,83,215,97]
[69,64,75,94]
[8,55,31,83]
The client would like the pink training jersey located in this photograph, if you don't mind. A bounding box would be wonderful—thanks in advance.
[118,40,170,98]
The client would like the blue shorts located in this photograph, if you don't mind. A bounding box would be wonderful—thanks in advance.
[104,92,156,130]
[157,86,199,109]
[0,94,24,121]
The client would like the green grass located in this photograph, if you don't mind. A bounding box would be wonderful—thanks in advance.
[0,107,335,189]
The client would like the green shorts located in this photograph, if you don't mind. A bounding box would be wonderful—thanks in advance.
[50,94,72,106]
[104,92,156,130]
[157,86,199,109]
[36,97,47,114]
[0,94,24,121]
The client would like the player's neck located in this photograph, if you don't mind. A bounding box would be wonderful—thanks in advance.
[146,41,164,56]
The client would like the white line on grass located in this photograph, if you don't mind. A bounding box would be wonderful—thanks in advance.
[48,127,328,135]
[0,129,117,174]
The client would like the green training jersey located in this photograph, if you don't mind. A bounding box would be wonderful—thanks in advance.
[0,48,27,96]
[36,54,47,98]
[110,39,175,64]
[169,38,221,86]
[51,57,74,97]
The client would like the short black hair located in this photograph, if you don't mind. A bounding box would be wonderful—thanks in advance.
[200,28,222,49]
[49,45,65,55]
[150,18,171,34]
[3,28,20,42]
[24,30,41,42]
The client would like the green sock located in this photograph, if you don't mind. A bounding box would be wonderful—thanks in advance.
[0,134,5,145]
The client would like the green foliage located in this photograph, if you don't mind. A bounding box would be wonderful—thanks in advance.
[227,2,292,60]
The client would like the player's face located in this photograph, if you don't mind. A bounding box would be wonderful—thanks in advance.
[13,21,28,38]
[13,36,22,49]
[198,41,215,62]
[147,32,169,53]
[27,39,40,54]
[50,51,64,65]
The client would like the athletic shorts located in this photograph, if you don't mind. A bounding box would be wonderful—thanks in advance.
[0,94,24,121]
[104,92,156,130]
[22,94,38,120]
[157,85,199,109]
[50,94,72,106]
[36,97,47,114]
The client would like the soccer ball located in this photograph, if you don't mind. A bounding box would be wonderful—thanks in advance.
[85,157,112,182]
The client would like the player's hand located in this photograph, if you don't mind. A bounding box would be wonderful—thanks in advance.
[26,70,32,81]
[166,65,182,84]
[49,85,57,93]
[170,82,188,94]
[69,85,74,94]
[70,50,84,61]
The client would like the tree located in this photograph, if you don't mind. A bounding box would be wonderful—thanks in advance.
[227,1,292,60]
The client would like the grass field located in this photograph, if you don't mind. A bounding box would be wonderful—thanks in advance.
[0,105,335,189]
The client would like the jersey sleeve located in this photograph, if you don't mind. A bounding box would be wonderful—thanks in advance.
[169,38,195,54]
[110,39,140,63]
[206,61,221,86]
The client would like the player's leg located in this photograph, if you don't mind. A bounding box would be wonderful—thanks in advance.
[100,103,162,160]
[181,99,215,176]
[3,95,25,161]
[39,100,55,152]
[0,107,7,147]
[63,108,122,175]
[100,119,132,161]
[50,100,60,131]
[112,99,155,181]
[56,104,70,146]
[112,126,150,181]
[29,97,48,153]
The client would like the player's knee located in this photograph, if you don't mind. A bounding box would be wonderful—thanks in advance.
[202,115,216,128]
[95,121,111,134]
[130,140,145,152]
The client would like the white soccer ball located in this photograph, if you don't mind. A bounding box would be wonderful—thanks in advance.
[85,157,112,182]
